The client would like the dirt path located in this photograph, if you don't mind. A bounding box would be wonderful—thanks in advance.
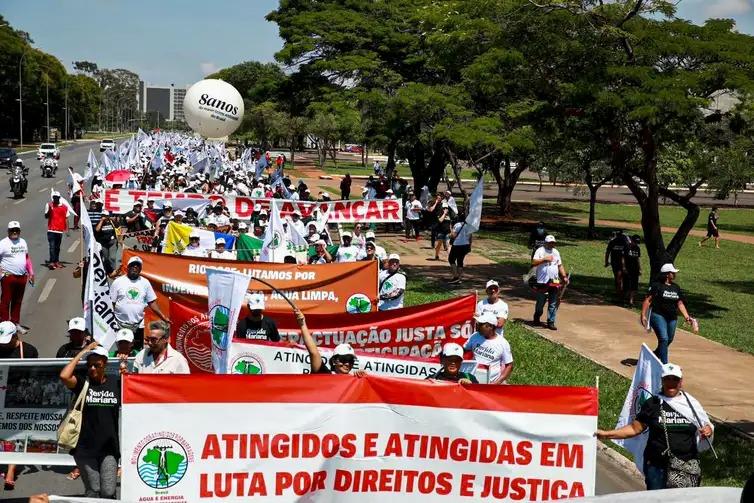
[581,218,754,245]
[379,232,754,436]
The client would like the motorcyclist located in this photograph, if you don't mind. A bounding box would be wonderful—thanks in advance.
[9,161,28,196]
[13,159,28,175]
[41,155,57,176]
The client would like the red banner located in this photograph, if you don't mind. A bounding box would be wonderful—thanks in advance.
[170,295,476,374]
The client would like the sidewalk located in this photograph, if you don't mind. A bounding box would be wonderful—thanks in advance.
[578,218,754,246]
[382,233,754,436]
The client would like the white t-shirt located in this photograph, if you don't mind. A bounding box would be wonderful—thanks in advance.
[533,246,562,284]
[476,298,509,336]
[378,269,406,310]
[336,244,361,263]
[464,332,514,383]
[110,275,157,325]
[405,200,423,220]
[452,222,472,246]
[352,232,367,249]
[208,249,236,260]
[0,237,29,276]
[207,213,230,228]
[372,244,387,261]
[181,246,206,257]
[250,188,265,198]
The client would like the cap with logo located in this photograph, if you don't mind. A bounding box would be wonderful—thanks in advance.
[661,363,683,379]
[247,293,265,311]
[127,256,143,267]
[485,279,499,290]
[116,328,134,343]
[341,231,352,238]
[215,238,226,245]
[544,235,556,243]
[474,312,498,326]
[660,263,679,273]
[87,346,110,359]
[442,342,464,358]
[388,253,400,262]
[333,343,355,357]
[68,317,86,333]
[163,201,173,208]
[0,321,17,344]
[365,231,376,240]
[7,221,21,229]
[238,222,248,230]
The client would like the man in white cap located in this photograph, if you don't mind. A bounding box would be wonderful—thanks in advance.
[0,221,34,326]
[531,234,569,330]
[208,238,235,260]
[378,254,406,311]
[464,312,514,384]
[207,203,231,232]
[0,320,38,358]
[404,192,423,240]
[290,211,306,237]
[181,232,205,257]
[110,328,137,357]
[309,240,332,264]
[236,293,280,341]
[335,231,361,263]
[124,199,149,233]
[44,190,70,269]
[365,231,387,265]
[110,256,169,349]
[426,342,478,383]
[476,280,509,336]
[55,317,90,358]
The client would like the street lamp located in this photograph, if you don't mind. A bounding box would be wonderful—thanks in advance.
[17,51,26,147]
[44,74,50,141]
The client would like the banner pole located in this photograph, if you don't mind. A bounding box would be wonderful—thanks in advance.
[248,277,298,311]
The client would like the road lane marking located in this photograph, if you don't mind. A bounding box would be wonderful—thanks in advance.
[38,187,49,193]
[67,239,80,253]
[37,278,57,303]
[13,198,25,205]
[55,179,64,185]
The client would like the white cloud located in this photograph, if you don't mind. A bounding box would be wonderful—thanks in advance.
[704,0,753,17]
[200,62,219,76]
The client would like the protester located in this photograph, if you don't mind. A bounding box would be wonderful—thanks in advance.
[208,238,235,260]
[0,320,37,490]
[340,173,352,200]
[427,343,478,383]
[55,317,90,358]
[110,328,137,357]
[464,312,514,384]
[432,202,451,261]
[309,240,332,264]
[110,256,169,348]
[59,342,120,498]
[699,206,720,249]
[404,192,423,240]
[448,213,472,284]
[93,210,118,270]
[605,230,629,298]
[531,235,569,330]
[378,254,406,310]
[236,294,280,341]
[597,363,714,490]
[365,231,387,264]
[335,231,361,262]
[528,221,547,258]
[475,280,509,336]
[624,234,642,307]
[297,309,365,376]
[181,233,205,257]
[44,191,69,270]
[641,263,695,364]
[0,221,34,325]
[124,200,149,232]
[132,321,190,374]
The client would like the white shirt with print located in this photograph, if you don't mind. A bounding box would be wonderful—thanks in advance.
[378,269,406,310]
[475,298,509,336]
[464,332,513,383]
[533,246,562,284]
[110,275,157,325]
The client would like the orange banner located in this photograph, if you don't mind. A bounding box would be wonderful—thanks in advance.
[121,249,378,315]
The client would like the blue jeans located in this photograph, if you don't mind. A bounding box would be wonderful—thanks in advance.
[534,285,559,324]
[643,459,667,490]
[47,231,62,263]
[650,312,677,364]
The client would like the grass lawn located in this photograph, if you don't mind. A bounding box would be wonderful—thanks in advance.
[404,274,751,486]
[529,201,754,237]
[318,161,492,182]
[477,209,754,356]
[404,273,752,487]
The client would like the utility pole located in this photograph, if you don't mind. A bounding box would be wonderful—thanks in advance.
[64,80,69,141]
[45,76,50,141]
[18,52,25,147]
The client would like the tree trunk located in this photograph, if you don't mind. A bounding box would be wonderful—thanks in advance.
[426,144,446,193]
[407,141,424,188]
[386,139,398,177]
[444,145,469,207]
[587,184,598,239]
[490,158,527,217]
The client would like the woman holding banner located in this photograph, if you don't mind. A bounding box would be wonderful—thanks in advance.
[596,363,714,491]
[295,309,365,376]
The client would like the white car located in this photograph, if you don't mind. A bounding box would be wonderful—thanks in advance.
[37,143,60,160]
[100,139,116,152]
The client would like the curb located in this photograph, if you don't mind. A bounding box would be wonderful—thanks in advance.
[597,441,644,481]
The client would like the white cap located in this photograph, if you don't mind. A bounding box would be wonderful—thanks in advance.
[474,312,498,326]
[341,231,352,238]
[386,189,394,194]
[87,346,110,359]
[660,263,679,273]
[362,187,369,193]
[0,321,17,343]
[238,222,248,230]
[174,210,184,217]
[544,235,556,243]
[485,279,499,289]
[51,190,61,198]
[333,343,355,356]
[247,293,265,311]
[116,328,134,343]
[365,231,376,239]
[189,232,200,239]
[661,363,683,379]
[387,253,400,262]
[315,239,327,247]
[68,317,86,332]
[254,204,262,212]
[127,256,143,266]
[215,238,226,245]
[260,210,268,216]
[7,221,20,229]
[442,342,464,358]
[163,201,173,208]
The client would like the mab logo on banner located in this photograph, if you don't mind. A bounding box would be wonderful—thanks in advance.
[209,304,231,350]
[131,432,194,491]
[229,352,266,375]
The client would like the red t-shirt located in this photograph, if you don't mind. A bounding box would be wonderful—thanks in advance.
[46,203,69,233]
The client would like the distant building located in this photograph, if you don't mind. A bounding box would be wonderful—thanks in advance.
[137,82,188,122]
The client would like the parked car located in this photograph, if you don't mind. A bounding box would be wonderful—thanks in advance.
[100,138,116,152]
[0,147,17,170]
[37,143,59,160]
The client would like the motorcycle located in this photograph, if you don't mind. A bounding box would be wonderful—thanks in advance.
[10,166,27,199]
[41,157,57,178]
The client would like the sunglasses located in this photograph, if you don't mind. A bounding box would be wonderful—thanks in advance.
[144,335,167,344]
[333,357,355,366]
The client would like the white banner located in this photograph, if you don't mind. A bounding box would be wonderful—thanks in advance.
[206,268,250,374]
[227,340,487,381]
[122,374,598,502]
[613,343,663,470]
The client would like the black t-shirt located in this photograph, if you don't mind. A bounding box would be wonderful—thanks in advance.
[71,371,121,458]
[0,342,39,359]
[707,212,718,230]
[624,243,641,273]
[636,396,698,465]
[56,342,89,359]
[607,236,628,267]
[426,369,479,383]
[125,210,148,232]
[648,282,684,319]
[315,363,333,374]
[235,316,280,341]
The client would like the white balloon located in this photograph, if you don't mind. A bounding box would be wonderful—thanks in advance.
[183,79,245,139]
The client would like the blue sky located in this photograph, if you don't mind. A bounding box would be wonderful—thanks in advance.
[2,0,754,86]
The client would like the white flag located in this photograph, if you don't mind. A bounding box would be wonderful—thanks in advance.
[464,177,484,232]
[206,268,250,374]
[260,199,287,263]
[85,149,98,182]
[81,203,118,350]
[613,344,663,470]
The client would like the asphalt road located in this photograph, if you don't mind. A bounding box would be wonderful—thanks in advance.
[1,143,645,498]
